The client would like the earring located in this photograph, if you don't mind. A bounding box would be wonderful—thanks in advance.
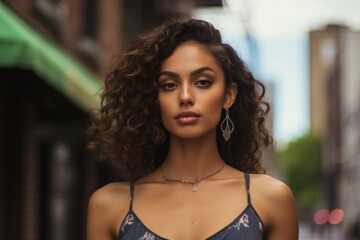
[221,108,234,141]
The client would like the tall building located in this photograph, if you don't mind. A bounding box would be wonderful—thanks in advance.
[309,24,360,235]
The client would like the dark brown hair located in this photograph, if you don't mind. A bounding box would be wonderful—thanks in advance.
[88,18,273,181]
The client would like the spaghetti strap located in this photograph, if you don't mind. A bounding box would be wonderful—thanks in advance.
[120,175,264,239]
[129,182,135,211]
[244,173,251,204]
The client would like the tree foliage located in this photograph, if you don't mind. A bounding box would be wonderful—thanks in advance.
[277,132,323,210]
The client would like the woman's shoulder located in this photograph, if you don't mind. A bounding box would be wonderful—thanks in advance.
[249,173,294,200]
[93,182,131,195]
[87,182,133,238]
[89,182,131,210]
[249,173,298,237]
[87,182,132,234]
[248,174,296,218]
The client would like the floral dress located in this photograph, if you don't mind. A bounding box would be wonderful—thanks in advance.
[119,173,264,240]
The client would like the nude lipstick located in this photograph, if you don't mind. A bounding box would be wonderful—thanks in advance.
[175,111,200,125]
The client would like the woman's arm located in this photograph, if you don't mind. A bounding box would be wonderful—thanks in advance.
[86,183,129,240]
[266,182,299,240]
[252,175,299,240]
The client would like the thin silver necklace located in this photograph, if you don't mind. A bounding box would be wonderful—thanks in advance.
[160,163,226,192]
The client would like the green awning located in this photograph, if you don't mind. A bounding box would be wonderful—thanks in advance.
[0,2,102,111]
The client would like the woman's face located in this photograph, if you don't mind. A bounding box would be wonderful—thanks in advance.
[157,41,237,140]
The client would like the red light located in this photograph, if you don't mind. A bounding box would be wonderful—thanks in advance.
[329,209,344,225]
[314,209,329,225]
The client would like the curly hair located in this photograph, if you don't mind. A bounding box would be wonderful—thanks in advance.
[88,18,273,181]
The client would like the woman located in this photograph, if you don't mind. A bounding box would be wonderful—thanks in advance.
[87,18,298,240]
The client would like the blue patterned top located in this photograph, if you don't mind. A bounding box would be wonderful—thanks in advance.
[119,173,264,240]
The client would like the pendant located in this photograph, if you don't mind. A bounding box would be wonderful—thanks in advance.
[223,130,231,141]
[192,186,198,192]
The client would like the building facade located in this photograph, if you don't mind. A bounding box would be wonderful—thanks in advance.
[309,24,360,236]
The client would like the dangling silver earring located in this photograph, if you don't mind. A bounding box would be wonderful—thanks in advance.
[221,108,234,141]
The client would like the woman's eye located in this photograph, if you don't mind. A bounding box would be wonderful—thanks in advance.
[160,82,177,91]
[195,80,212,88]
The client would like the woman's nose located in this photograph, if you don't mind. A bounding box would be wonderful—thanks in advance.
[179,84,194,107]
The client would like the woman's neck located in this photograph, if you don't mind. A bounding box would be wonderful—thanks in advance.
[162,135,224,180]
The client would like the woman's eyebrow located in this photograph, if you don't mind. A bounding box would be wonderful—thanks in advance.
[190,67,215,76]
[158,71,179,78]
[159,67,215,78]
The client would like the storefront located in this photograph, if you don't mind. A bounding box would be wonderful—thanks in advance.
[0,3,111,240]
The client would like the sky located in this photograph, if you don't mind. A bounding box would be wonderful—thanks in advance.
[193,0,360,147]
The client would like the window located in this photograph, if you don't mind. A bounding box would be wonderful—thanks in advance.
[77,0,102,68]
[33,0,68,37]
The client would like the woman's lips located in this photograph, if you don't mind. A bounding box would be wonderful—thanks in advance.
[175,111,200,125]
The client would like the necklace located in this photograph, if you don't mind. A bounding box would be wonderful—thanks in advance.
[160,163,226,192]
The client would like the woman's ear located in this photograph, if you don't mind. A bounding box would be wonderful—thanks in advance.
[224,83,238,109]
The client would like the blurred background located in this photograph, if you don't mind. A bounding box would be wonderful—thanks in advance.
[0,0,359,239]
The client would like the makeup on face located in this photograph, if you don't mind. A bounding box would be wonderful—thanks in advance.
[157,41,227,139]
